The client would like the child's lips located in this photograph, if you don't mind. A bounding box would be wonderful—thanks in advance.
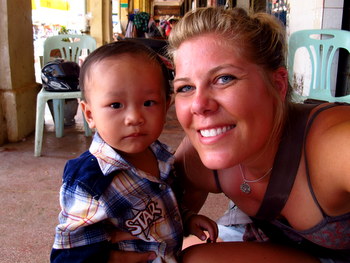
[124,132,145,138]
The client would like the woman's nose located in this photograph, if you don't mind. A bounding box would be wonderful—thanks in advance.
[191,90,218,115]
[125,108,144,126]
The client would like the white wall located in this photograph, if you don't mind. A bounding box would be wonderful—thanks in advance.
[288,0,344,34]
[288,0,344,96]
[322,0,344,29]
[236,0,250,10]
[288,0,323,36]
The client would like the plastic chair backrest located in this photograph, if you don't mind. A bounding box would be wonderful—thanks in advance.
[43,34,96,65]
[288,29,350,103]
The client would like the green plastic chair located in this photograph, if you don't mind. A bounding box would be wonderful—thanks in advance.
[288,29,350,103]
[34,34,96,157]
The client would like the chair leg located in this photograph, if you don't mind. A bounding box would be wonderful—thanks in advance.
[34,95,47,157]
[53,99,64,138]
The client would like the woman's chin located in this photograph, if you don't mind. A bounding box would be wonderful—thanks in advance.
[199,152,234,170]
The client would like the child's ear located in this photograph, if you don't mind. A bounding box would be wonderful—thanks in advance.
[80,101,95,129]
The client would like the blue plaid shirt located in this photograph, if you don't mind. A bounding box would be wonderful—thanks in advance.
[52,133,183,263]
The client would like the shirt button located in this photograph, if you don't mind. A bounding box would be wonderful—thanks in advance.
[159,183,167,190]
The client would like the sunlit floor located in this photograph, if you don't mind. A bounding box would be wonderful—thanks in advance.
[0,104,229,262]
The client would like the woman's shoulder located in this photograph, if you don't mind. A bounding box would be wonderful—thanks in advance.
[306,103,350,206]
[307,103,350,148]
[310,102,350,126]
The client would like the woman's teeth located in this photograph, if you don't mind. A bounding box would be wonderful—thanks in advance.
[199,125,235,137]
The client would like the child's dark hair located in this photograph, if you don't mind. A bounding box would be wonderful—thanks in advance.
[80,40,172,101]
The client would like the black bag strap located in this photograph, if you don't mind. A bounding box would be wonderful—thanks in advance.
[255,103,316,220]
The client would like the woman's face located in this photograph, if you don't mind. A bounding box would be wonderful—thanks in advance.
[173,33,279,169]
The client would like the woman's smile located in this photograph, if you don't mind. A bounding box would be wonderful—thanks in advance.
[199,125,236,138]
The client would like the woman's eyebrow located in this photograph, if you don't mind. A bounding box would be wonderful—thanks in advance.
[208,64,245,75]
[173,77,190,84]
[174,64,246,83]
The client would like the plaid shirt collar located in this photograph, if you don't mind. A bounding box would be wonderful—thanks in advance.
[89,133,174,180]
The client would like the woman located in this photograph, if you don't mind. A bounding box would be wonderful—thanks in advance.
[168,7,350,263]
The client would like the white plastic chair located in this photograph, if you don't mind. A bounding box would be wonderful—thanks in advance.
[34,34,96,157]
[288,29,350,103]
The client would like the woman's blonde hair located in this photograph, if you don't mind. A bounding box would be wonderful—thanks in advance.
[168,7,292,147]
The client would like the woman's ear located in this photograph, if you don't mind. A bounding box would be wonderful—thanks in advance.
[80,100,95,129]
[273,67,288,101]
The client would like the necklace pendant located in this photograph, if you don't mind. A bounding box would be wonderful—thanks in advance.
[240,182,251,194]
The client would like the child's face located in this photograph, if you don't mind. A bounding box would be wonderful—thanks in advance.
[81,54,170,154]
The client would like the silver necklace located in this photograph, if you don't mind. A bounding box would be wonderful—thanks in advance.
[239,164,272,194]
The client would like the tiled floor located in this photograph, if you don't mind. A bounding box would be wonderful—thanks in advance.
[0,104,229,262]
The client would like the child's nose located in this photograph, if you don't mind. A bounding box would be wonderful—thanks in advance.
[125,109,144,126]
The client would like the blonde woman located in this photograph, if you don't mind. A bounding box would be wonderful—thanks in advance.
[169,7,350,263]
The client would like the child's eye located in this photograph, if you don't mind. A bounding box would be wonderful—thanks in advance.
[217,75,235,84]
[175,85,194,93]
[110,102,123,109]
[144,100,155,107]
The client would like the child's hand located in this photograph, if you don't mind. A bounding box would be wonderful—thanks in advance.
[186,214,218,243]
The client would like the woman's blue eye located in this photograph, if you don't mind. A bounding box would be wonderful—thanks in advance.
[111,102,122,109]
[144,100,155,107]
[217,75,235,84]
[176,85,194,93]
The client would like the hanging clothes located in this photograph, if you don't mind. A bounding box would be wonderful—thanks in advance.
[133,12,150,37]
[125,14,136,38]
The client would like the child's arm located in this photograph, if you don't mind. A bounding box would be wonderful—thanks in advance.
[108,249,157,263]
[51,241,110,263]
[51,183,111,262]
